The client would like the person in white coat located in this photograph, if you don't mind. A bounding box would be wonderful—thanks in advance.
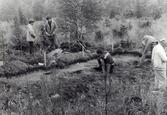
[26,19,36,54]
[152,38,167,90]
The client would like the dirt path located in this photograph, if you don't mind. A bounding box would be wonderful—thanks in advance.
[0,55,139,86]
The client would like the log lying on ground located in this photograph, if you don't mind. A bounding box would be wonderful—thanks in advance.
[111,47,142,57]
[0,48,143,77]
[0,51,97,77]
[56,52,97,67]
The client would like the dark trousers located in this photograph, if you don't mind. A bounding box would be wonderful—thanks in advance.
[50,37,56,50]
[28,41,34,54]
[42,35,57,52]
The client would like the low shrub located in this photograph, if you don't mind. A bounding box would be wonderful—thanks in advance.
[71,43,82,52]
[7,49,44,65]
[60,42,91,53]
[0,60,31,76]
[94,30,104,42]
[112,22,129,39]
[138,19,152,28]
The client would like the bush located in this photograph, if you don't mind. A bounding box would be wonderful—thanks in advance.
[124,9,135,18]
[60,42,71,50]
[0,60,31,76]
[70,43,82,53]
[7,49,44,65]
[110,7,120,19]
[151,7,162,20]
[112,24,129,38]
[138,19,152,28]
[60,42,91,53]
[120,39,134,49]
[95,30,104,42]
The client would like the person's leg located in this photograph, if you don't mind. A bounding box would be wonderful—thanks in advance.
[154,69,166,90]
[110,65,114,73]
[97,59,102,71]
[154,70,159,89]
[50,35,55,50]
[41,36,46,50]
[29,41,32,54]
[159,70,167,90]
[29,41,34,54]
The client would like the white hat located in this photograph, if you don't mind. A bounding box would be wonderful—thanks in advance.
[142,35,154,45]
[143,35,156,40]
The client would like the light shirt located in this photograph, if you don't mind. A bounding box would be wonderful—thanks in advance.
[152,43,167,69]
[26,24,35,42]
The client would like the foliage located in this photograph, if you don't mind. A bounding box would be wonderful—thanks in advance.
[9,17,26,50]
[58,0,102,40]
[0,55,159,115]
[95,30,104,42]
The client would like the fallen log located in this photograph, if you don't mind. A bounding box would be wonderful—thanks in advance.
[0,48,144,78]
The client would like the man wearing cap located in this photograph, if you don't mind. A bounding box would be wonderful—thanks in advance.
[140,35,158,63]
[43,16,57,52]
[26,19,36,54]
[152,38,167,90]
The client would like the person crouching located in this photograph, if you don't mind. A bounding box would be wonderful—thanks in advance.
[96,49,114,85]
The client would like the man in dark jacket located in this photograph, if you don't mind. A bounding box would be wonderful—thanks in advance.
[43,16,57,52]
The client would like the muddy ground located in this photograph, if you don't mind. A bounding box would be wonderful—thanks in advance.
[0,55,166,115]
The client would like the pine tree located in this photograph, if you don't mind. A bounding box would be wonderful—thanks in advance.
[59,0,102,40]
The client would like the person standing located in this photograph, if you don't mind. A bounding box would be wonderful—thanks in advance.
[43,16,57,52]
[26,19,36,54]
[152,38,167,90]
[140,35,158,63]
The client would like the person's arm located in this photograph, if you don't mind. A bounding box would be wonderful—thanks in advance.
[141,40,149,61]
[159,48,167,62]
[52,22,57,35]
[106,64,111,75]
[44,23,51,36]
[29,30,35,38]
[29,28,36,38]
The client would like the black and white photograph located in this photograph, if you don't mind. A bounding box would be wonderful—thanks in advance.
[0,0,167,114]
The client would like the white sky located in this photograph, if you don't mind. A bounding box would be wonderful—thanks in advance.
[0,0,3,9]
